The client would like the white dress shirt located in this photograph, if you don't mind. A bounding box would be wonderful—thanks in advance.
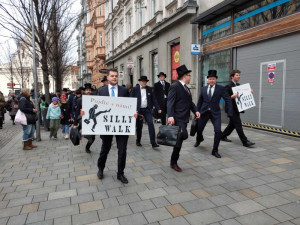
[207,84,215,97]
[108,84,118,97]
[140,86,147,108]
[161,81,167,98]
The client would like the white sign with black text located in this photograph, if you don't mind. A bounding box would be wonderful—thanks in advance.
[82,95,137,135]
[232,83,256,112]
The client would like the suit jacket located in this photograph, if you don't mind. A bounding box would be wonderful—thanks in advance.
[224,81,244,114]
[130,84,160,113]
[153,81,170,109]
[167,81,197,123]
[197,84,233,117]
[97,85,129,97]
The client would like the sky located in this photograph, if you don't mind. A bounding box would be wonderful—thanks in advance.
[0,0,82,64]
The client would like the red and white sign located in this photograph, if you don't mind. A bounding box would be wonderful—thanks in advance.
[268,63,276,71]
[268,72,275,83]
[127,60,134,68]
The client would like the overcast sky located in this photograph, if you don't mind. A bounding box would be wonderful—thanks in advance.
[0,0,82,64]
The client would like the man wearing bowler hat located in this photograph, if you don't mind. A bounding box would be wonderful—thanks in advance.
[154,72,170,125]
[130,75,161,148]
[101,76,108,86]
[194,70,233,158]
[167,65,200,172]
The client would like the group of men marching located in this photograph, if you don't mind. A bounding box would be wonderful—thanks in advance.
[79,65,255,184]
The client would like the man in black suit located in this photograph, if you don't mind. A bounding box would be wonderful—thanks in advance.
[221,70,255,147]
[130,76,161,148]
[154,72,170,125]
[81,69,138,184]
[195,70,233,158]
[168,65,200,172]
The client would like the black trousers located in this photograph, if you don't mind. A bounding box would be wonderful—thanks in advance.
[171,121,188,164]
[159,101,167,125]
[98,135,128,175]
[222,111,248,144]
[85,135,95,150]
[136,108,156,144]
[197,111,222,151]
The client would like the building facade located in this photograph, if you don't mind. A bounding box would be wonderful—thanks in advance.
[192,0,300,134]
[63,66,80,90]
[104,0,199,99]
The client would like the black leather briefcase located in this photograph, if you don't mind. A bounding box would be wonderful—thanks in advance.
[157,125,181,147]
[190,118,198,137]
[70,127,81,146]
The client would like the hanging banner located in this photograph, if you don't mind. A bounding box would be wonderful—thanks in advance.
[232,83,256,112]
[268,72,275,83]
[171,44,180,81]
[82,95,137,135]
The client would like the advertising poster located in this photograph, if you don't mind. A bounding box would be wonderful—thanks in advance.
[82,95,137,135]
[232,83,256,112]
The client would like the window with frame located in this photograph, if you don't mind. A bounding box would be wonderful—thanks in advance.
[152,0,156,18]
[99,4,102,16]
[127,12,132,37]
[99,33,103,47]
[139,57,144,77]
[138,1,143,28]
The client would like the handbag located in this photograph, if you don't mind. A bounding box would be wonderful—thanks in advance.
[14,109,27,125]
[70,127,81,146]
[190,117,198,137]
[157,125,181,147]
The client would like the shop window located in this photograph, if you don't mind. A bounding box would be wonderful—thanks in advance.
[234,0,300,32]
[152,53,159,83]
[201,49,231,87]
[171,43,180,83]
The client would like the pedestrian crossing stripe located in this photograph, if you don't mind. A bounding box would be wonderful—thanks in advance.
[242,122,300,137]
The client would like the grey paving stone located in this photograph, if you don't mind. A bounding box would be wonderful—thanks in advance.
[254,194,290,208]
[98,204,132,221]
[221,180,251,191]
[143,207,172,223]
[267,181,293,191]
[28,186,56,197]
[45,205,79,220]
[165,192,198,204]
[93,191,108,201]
[181,198,215,213]
[138,188,167,200]
[27,211,46,224]
[15,182,44,192]
[56,183,70,192]
[184,209,223,225]
[102,197,120,208]
[220,219,242,225]
[214,206,238,219]
[71,194,93,204]
[278,202,300,218]
[150,197,170,208]
[236,211,279,225]
[7,214,27,225]
[0,206,22,219]
[32,194,48,203]
[53,216,71,225]
[145,181,167,190]
[264,208,293,222]
[208,194,236,206]
[77,186,98,195]
[39,197,70,210]
[118,213,147,225]
[0,217,9,225]
[291,218,300,225]
[4,190,28,200]
[0,201,8,209]
[120,184,148,195]
[250,185,278,195]
[117,193,141,205]
[26,219,54,225]
[129,200,156,213]
[159,216,190,225]
[228,200,266,216]
[107,188,122,198]
[72,211,99,225]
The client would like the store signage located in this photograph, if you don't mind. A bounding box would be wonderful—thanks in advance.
[268,72,275,83]
[191,44,200,55]
[232,83,256,112]
[268,63,276,71]
[7,83,15,87]
[127,60,134,68]
[119,71,124,80]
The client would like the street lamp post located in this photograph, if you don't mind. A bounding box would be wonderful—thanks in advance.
[30,0,41,141]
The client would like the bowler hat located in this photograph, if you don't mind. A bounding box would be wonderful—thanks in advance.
[101,76,108,82]
[176,65,192,79]
[157,72,166,78]
[84,83,93,90]
[62,88,68,92]
[138,76,149,82]
[207,70,218,79]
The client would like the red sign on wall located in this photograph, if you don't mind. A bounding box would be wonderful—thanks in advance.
[171,44,180,81]
[7,83,15,87]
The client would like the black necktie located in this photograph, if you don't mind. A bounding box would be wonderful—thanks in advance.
[208,86,212,101]
[184,85,190,96]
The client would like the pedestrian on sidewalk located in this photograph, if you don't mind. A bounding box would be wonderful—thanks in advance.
[221,70,255,147]
[6,92,19,125]
[0,91,7,129]
[60,94,71,140]
[46,97,61,139]
[18,88,38,150]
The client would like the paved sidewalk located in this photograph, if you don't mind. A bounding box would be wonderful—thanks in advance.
[0,123,300,225]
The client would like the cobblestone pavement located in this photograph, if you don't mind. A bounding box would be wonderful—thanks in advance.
[0,122,300,225]
[0,114,22,150]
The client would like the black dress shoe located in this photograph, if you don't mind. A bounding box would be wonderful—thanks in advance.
[221,137,232,142]
[152,143,159,148]
[136,142,142,146]
[117,174,128,184]
[194,141,201,147]
[86,149,91,154]
[243,141,255,147]
[97,170,103,179]
[212,150,221,158]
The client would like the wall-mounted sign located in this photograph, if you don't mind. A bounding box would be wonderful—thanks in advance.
[119,71,124,80]
[191,44,200,55]
[268,63,276,71]
[127,60,134,68]
[268,72,275,83]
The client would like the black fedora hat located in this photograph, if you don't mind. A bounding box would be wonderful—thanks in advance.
[207,70,218,79]
[176,65,192,79]
[84,83,93,90]
[101,76,108,82]
[157,72,166,78]
[138,76,149,82]
[62,88,68,92]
